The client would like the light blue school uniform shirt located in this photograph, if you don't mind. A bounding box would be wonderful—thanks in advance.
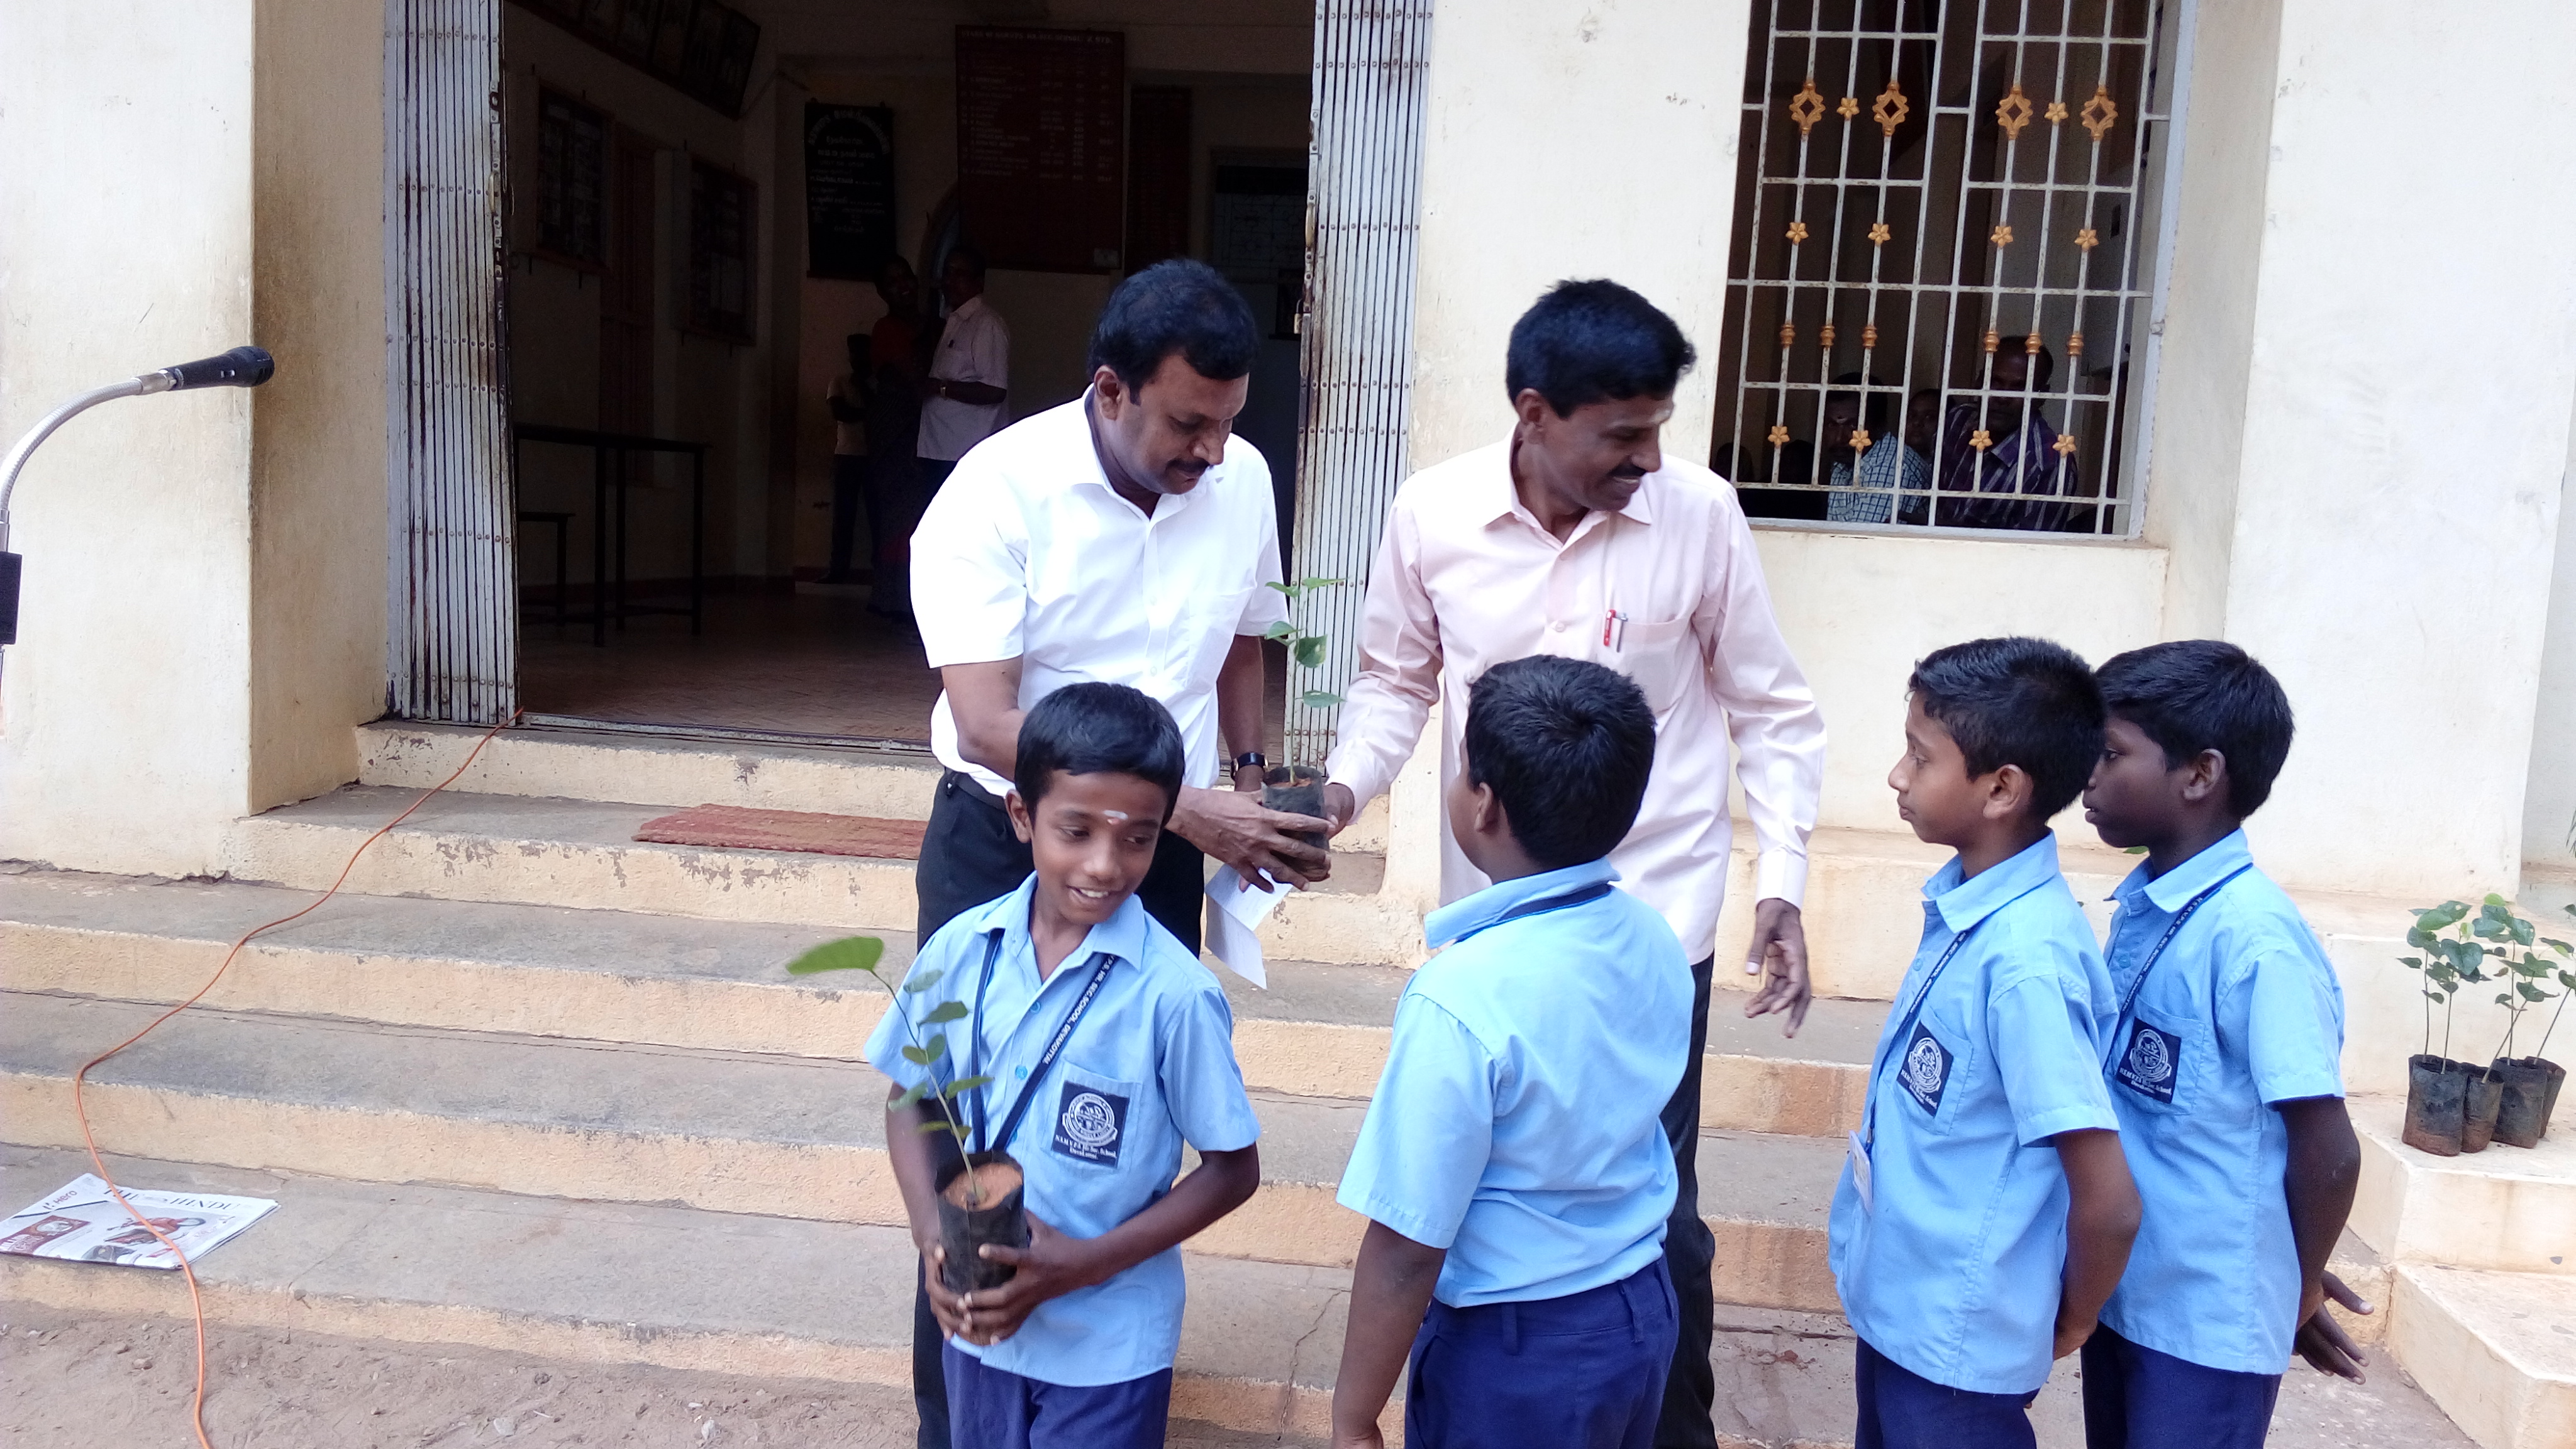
[862,877,1260,1387]
[1828,832,2121,1395]
[1337,859,1694,1307]
[2095,830,2346,1374]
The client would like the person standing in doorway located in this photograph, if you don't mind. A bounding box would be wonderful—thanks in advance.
[918,243,1010,501]
[1319,279,1827,1449]
[902,256,1333,1449]
[825,256,929,614]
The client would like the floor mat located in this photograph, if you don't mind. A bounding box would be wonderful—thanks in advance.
[634,803,928,860]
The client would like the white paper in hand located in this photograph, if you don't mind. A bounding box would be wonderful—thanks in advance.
[1201,865,1288,989]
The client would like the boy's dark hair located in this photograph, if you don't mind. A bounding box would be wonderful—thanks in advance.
[1014,682,1187,823]
[2095,640,2296,817]
[1907,636,2105,820]
[1462,655,1657,870]
[1505,279,1697,417]
[1088,258,1262,391]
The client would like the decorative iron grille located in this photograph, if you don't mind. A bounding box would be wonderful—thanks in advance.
[1716,0,2177,536]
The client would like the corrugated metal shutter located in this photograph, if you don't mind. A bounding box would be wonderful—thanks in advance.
[1285,0,1431,766]
[384,0,516,723]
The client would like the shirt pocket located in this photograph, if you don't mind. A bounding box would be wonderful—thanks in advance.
[1896,1004,1982,1137]
[1611,616,1701,718]
[2109,1008,2206,1116]
[1043,1062,1152,1175]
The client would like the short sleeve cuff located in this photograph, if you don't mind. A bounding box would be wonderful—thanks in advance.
[2017,1104,2121,1147]
[1336,1189,1458,1251]
[2257,1073,2346,1108]
[1756,849,1810,909]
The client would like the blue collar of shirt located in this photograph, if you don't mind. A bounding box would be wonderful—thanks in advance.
[1424,858,1621,948]
[1923,831,2063,933]
[966,874,1150,985]
[2110,828,2254,914]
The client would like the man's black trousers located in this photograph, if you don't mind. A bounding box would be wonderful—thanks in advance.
[1655,953,1719,1449]
[908,769,1205,1448]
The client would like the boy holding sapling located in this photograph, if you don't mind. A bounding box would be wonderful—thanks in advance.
[865,682,1261,1449]
[1329,655,1692,1449]
[2078,641,2368,1447]
[1832,637,2140,1449]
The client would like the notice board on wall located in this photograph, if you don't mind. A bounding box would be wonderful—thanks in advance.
[804,103,896,280]
[686,157,757,343]
[955,27,1125,274]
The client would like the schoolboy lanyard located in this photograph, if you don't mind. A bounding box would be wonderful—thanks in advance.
[962,930,1119,1156]
[1860,881,2045,1150]
[2100,863,2253,1066]
[1444,880,1616,946]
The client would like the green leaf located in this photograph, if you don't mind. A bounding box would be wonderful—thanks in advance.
[902,965,946,994]
[2539,938,2572,954]
[920,1000,970,1025]
[2510,916,2537,947]
[899,1038,949,1066]
[2424,991,2446,1002]
[1262,621,1296,641]
[2418,901,2470,930]
[919,1119,969,1136]
[1301,690,1344,710]
[946,1075,994,1094]
[894,1080,932,1109]
[786,935,888,976]
[2484,892,2511,908]
[1292,635,1328,668]
[2406,926,2438,950]
[2399,955,2424,969]
[1292,575,1345,591]
[1264,580,1293,595]
[2124,846,2149,855]
[2519,982,2550,1002]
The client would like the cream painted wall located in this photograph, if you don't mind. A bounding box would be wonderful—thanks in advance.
[2209,0,2576,899]
[1408,0,1749,470]
[2524,384,2576,875]
[0,0,257,873]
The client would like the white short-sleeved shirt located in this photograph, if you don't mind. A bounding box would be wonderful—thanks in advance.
[1336,860,1693,1307]
[919,295,1010,461]
[1827,831,2122,1395]
[2096,831,2346,1374]
[862,877,1261,1387]
[909,394,1287,795]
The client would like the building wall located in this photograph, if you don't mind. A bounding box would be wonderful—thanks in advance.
[2525,386,2576,877]
[0,0,259,875]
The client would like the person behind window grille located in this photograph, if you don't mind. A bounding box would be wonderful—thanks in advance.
[1935,343,2077,532]
[1823,374,1928,526]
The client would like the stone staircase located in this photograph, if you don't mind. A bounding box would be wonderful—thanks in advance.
[0,719,2563,1447]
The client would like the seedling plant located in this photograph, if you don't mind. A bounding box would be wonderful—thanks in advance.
[787,934,998,1205]
[2400,897,2575,1065]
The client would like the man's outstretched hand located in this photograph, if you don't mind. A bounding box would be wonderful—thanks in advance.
[1169,784,1332,890]
[2293,1270,2372,1381]
[1743,897,1811,1037]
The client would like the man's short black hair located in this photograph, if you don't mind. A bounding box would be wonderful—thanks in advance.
[1505,279,1697,417]
[1826,370,1892,431]
[1087,258,1261,391]
[1462,655,1657,870]
[1907,636,2105,820]
[2095,640,2296,818]
[1014,682,1187,822]
[943,243,987,280]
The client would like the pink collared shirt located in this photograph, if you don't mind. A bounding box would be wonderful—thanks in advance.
[1324,436,1825,958]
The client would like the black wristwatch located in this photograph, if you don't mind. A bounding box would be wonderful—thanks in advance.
[1231,752,1268,775]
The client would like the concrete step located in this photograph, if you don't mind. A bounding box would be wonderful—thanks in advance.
[0,1145,1380,1442]
[221,786,1398,964]
[2350,1094,2576,1278]
[0,867,1879,1138]
[2390,1263,2576,1449]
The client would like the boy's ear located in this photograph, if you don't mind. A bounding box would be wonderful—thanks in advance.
[1981,763,2034,822]
[1464,780,1506,840]
[1004,789,1035,845]
[2179,748,2228,807]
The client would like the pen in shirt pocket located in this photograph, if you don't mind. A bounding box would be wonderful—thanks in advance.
[1602,608,1627,650]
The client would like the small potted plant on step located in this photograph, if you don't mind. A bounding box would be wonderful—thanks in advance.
[1259,577,1348,852]
[787,935,1026,1291]
[2484,902,2573,1148]
[2397,900,2492,1155]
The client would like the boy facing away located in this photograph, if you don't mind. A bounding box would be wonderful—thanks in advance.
[1831,636,2142,1449]
[867,682,1262,1449]
[1329,655,1692,1449]
[2079,641,2368,1449]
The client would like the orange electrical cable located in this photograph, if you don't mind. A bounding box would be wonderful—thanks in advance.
[69,708,523,1449]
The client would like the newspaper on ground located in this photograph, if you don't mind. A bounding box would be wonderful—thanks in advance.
[1201,865,1288,989]
[0,1174,277,1270]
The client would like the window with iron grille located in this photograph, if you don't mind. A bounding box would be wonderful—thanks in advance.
[1716,0,2179,536]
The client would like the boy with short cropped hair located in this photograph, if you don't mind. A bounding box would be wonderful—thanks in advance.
[1831,636,2141,1449]
[868,682,1262,1449]
[2079,641,2367,1449]
[1329,655,1690,1449]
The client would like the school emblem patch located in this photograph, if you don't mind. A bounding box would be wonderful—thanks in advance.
[2116,1020,2181,1104]
[1899,1023,1951,1114]
[1052,1082,1128,1166]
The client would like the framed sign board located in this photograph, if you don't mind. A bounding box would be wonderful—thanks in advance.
[804,103,897,280]
[685,157,757,343]
[955,27,1124,273]
[536,89,611,270]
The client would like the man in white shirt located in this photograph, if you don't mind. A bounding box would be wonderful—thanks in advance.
[1319,279,1827,1449]
[903,257,1332,1449]
[917,244,1009,498]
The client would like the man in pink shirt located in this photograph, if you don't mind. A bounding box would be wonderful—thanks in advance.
[1319,279,1826,1449]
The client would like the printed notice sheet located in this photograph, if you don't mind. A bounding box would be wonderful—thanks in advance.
[0,1174,277,1270]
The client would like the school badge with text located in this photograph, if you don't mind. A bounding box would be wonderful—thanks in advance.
[1053,1082,1128,1166]
[2116,1020,2180,1103]
[1899,1023,1950,1114]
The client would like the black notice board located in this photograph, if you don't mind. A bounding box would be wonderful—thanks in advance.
[955,27,1125,274]
[804,103,897,281]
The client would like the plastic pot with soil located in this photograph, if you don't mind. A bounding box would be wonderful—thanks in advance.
[936,1152,1029,1294]
[2490,1056,2566,1149]
[2460,1065,2506,1153]
[1263,765,1330,853]
[2402,1054,2469,1156]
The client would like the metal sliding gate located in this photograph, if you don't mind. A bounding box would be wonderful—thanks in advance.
[1284,0,1433,766]
[385,0,517,723]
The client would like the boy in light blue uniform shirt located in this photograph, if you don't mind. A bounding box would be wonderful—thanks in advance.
[2078,641,2368,1448]
[1328,655,1691,1449]
[1830,637,2141,1449]
[867,682,1263,1448]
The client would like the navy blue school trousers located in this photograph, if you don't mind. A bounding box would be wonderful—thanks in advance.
[1405,1259,1678,1449]
[2080,1326,2282,1449]
[1853,1338,2040,1449]
[942,1343,1172,1449]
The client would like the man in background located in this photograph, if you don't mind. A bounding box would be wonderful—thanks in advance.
[918,244,1009,499]
[825,256,928,615]
[1935,341,2080,531]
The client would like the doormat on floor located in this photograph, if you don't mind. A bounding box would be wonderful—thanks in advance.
[635,804,928,860]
